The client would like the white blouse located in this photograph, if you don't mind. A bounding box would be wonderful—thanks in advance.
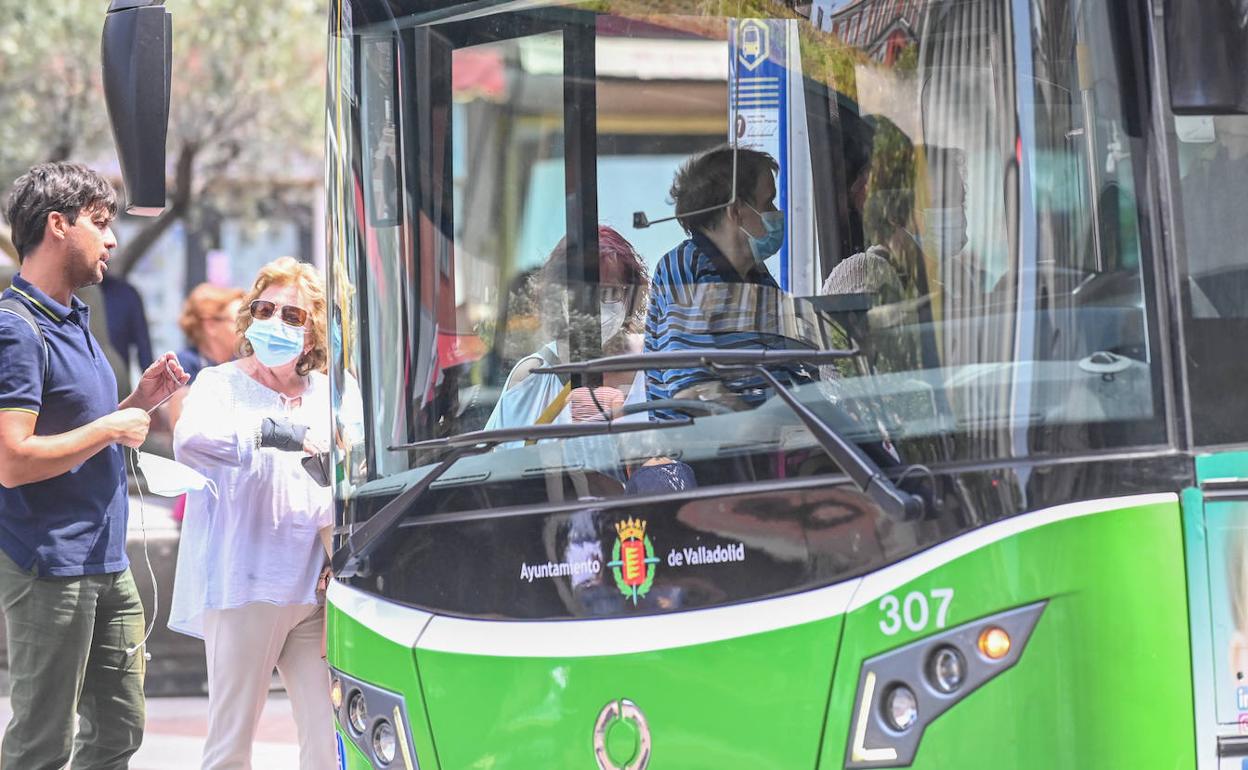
[169,361,333,638]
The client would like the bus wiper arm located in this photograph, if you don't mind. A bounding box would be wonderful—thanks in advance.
[533,347,858,374]
[386,416,690,452]
[332,416,693,578]
[332,444,485,578]
[536,349,923,521]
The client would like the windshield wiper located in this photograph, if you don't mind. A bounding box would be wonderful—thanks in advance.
[332,416,692,578]
[534,348,924,521]
[385,417,689,452]
[533,347,858,373]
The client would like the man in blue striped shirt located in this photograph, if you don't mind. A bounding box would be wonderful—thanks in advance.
[645,146,808,412]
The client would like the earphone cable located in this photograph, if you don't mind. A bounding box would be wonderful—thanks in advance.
[125,446,158,660]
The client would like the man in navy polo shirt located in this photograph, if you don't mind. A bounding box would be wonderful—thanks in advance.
[0,162,188,770]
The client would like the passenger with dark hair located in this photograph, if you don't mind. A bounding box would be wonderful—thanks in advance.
[0,162,188,769]
[645,145,801,411]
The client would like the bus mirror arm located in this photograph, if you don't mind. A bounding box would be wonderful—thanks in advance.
[718,363,925,522]
[633,197,733,230]
[633,136,741,229]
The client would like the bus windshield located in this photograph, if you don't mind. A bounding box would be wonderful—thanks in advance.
[327,0,1163,549]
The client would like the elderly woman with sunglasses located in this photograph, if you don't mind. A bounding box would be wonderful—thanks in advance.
[169,256,336,770]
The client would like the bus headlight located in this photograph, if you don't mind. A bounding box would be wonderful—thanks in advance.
[372,720,397,765]
[347,691,369,735]
[927,646,966,693]
[882,685,918,731]
[332,668,418,769]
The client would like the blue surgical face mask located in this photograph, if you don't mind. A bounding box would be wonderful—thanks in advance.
[245,318,305,368]
[741,203,785,261]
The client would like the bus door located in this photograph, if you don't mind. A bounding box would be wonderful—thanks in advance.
[1188,461,1248,769]
[1165,1,1248,765]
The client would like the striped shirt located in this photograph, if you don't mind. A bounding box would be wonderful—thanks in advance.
[644,232,810,412]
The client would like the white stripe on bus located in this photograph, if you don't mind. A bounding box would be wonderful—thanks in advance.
[328,492,1177,657]
[327,579,433,648]
[418,579,862,658]
[846,492,1178,612]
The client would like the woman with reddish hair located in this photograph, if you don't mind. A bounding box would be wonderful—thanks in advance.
[167,283,245,426]
[484,226,650,433]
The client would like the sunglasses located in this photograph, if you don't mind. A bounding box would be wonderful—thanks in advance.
[249,300,309,328]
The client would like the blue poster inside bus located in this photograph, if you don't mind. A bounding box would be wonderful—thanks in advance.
[729,18,790,290]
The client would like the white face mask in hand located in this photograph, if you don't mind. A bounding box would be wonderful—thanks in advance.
[136,452,219,498]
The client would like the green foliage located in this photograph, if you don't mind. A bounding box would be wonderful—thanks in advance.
[862,116,916,241]
[0,0,325,269]
[168,0,324,188]
[797,21,865,102]
[0,2,109,183]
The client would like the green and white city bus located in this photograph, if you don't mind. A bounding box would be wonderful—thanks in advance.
[101,0,1248,767]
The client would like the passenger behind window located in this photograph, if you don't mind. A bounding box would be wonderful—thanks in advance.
[853,119,967,378]
[484,226,649,434]
[645,146,811,415]
[820,248,906,377]
[856,119,933,318]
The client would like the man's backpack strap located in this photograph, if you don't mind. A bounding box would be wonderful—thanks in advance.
[0,296,50,384]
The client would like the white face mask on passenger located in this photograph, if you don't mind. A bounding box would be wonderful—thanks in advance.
[921,207,968,259]
[600,300,627,343]
[548,297,630,345]
[136,451,219,498]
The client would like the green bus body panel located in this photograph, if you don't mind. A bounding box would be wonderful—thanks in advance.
[327,609,441,769]
[339,731,373,769]
[821,499,1194,769]
[416,617,844,769]
[329,498,1195,769]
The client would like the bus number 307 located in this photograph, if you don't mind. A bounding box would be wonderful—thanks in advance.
[878,589,955,636]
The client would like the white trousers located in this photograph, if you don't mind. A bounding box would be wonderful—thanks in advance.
[201,603,336,770]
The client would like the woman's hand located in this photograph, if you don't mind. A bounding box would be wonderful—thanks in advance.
[303,436,327,455]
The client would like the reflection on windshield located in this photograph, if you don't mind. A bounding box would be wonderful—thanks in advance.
[328,0,1162,517]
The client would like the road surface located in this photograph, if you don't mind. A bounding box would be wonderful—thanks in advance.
[0,693,301,769]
